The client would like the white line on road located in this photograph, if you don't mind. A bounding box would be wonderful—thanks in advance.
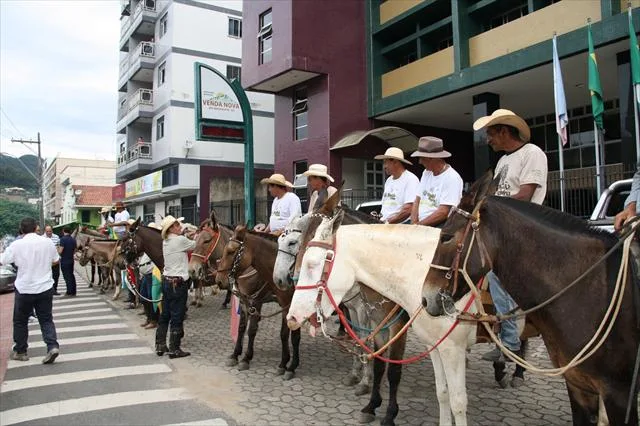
[28,333,138,348]
[7,347,153,368]
[54,308,111,317]
[1,364,172,393]
[53,302,105,311]
[0,388,192,425]
[165,420,228,426]
[29,314,120,325]
[29,323,127,335]
[53,296,101,304]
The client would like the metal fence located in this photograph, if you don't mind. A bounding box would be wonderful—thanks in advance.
[209,198,271,227]
[341,188,384,210]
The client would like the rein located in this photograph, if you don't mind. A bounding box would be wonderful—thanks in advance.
[190,229,221,264]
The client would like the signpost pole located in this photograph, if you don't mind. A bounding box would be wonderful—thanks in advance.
[233,80,255,228]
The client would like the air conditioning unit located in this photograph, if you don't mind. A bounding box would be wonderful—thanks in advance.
[145,0,156,10]
[141,91,152,102]
[142,43,153,55]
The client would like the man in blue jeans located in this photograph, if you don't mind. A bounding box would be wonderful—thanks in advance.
[0,217,61,364]
[473,109,548,362]
[59,227,77,296]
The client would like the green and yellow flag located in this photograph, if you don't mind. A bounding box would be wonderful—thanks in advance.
[588,23,604,130]
[630,7,640,103]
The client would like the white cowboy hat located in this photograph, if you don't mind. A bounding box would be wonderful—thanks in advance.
[302,164,335,182]
[99,207,111,214]
[260,173,293,188]
[147,222,162,230]
[160,215,184,239]
[472,109,531,142]
[411,136,452,159]
[374,147,412,165]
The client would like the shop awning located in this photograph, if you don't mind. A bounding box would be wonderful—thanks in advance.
[330,126,418,153]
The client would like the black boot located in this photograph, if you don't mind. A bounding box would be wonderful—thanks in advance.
[168,331,190,359]
[155,323,169,356]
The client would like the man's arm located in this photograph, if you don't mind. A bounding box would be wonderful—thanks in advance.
[510,183,538,202]
[417,205,452,227]
[615,168,640,230]
[410,196,420,224]
[387,203,413,224]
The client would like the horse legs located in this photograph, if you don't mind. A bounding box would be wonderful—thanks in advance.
[381,333,407,426]
[438,346,468,426]
[565,382,600,425]
[602,383,637,426]
[112,269,122,301]
[285,327,301,381]
[226,308,247,367]
[221,289,232,309]
[343,353,364,387]
[359,356,385,423]
[239,303,262,371]
[90,260,96,286]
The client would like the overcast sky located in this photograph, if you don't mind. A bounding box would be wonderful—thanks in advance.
[0,0,120,162]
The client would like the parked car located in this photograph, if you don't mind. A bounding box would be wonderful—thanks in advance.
[0,264,16,294]
[355,200,382,216]
[588,179,633,233]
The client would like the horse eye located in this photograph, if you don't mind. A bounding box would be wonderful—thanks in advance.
[288,241,296,246]
[440,234,454,243]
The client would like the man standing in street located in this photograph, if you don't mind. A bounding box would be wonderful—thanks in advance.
[44,226,61,296]
[0,217,61,363]
[473,109,548,362]
[374,147,419,224]
[59,227,77,297]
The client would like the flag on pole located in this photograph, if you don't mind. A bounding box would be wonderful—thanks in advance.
[629,7,640,103]
[230,294,241,343]
[588,23,604,130]
[553,35,568,146]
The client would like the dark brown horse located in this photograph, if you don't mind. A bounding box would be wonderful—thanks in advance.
[215,226,301,380]
[120,219,164,268]
[423,170,639,425]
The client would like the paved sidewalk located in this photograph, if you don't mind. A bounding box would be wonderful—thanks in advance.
[0,291,14,383]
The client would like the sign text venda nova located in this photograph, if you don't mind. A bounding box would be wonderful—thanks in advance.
[200,67,243,123]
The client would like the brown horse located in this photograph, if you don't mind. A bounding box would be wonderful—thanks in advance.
[77,238,125,298]
[423,170,639,425]
[215,226,301,380]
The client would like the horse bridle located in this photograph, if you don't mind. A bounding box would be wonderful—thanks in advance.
[216,238,246,288]
[190,228,221,265]
[277,228,302,258]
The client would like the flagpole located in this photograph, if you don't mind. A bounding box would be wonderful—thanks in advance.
[593,124,603,197]
[557,135,566,211]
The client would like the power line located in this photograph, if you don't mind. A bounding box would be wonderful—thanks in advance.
[0,107,25,138]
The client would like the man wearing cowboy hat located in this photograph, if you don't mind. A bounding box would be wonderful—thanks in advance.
[473,108,548,363]
[261,173,302,234]
[374,147,419,224]
[107,201,130,239]
[97,206,114,235]
[156,215,196,358]
[410,137,463,227]
[303,164,337,213]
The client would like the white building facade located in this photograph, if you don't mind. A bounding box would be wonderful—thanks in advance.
[116,0,274,224]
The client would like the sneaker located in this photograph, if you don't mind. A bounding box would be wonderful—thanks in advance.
[10,351,29,361]
[53,292,61,296]
[481,346,505,362]
[42,347,60,364]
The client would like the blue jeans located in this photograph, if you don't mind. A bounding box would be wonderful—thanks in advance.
[61,263,76,295]
[487,271,520,351]
[158,278,189,334]
[13,287,59,354]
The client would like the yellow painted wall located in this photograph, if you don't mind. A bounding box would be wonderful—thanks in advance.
[382,47,454,97]
[469,1,601,67]
[380,0,424,25]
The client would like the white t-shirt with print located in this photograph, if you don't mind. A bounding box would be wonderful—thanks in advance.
[417,166,464,221]
[269,192,302,232]
[494,143,548,205]
[113,210,130,235]
[380,170,419,221]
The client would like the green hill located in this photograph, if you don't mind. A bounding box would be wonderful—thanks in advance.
[0,154,39,193]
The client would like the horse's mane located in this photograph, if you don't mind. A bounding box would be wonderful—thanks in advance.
[89,238,120,243]
[341,205,379,224]
[489,196,617,245]
[246,229,279,243]
[140,225,160,234]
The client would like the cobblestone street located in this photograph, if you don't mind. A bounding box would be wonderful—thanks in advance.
[103,271,576,426]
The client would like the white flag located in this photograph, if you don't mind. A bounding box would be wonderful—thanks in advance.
[553,35,568,146]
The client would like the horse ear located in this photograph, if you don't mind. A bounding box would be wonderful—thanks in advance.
[235,224,247,241]
[467,169,495,207]
[209,209,219,231]
[318,180,344,217]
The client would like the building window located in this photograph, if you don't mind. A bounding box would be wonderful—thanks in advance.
[158,61,166,86]
[81,210,91,223]
[482,1,528,32]
[364,160,385,193]
[156,115,165,140]
[162,165,179,187]
[228,17,242,38]
[160,13,168,38]
[292,87,308,141]
[258,9,273,64]
[226,65,241,83]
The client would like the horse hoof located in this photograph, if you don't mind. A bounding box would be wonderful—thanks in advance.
[238,361,250,371]
[381,419,396,426]
[283,371,295,381]
[342,375,360,387]
[225,358,238,367]
[276,367,286,376]
[354,384,370,396]
[510,376,525,388]
[498,376,510,389]
[358,412,376,424]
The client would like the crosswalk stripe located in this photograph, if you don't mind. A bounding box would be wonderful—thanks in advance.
[53,296,101,304]
[7,347,153,368]
[53,302,105,311]
[30,323,127,335]
[29,314,120,325]
[0,388,192,426]
[165,420,228,426]
[1,364,172,393]
[54,308,111,317]
[28,333,138,348]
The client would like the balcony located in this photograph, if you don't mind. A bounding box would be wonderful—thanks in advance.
[120,0,158,51]
[116,142,154,180]
[118,41,155,90]
[116,88,154,132]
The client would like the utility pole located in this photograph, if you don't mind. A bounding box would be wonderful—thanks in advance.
[11,133,45,229]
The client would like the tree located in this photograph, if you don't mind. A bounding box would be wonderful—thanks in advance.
[0,199,39,236]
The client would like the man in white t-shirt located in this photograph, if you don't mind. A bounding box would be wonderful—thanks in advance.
[410,136,463,227]
[261,173,302,235]
[374,147,419,223]
[107,201,130,238]
[473,109,548,363]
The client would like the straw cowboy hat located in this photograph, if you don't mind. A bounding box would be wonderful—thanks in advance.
[302,164,335,182]
[160,215,184,239]
[473,109,531,142]
[411,136,452,159]
[374,147,412,165]
[99,207,111,214]
[260,173,293,188]
[147,222,162,231]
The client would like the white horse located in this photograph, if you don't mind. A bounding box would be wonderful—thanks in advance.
[286,211,477,426]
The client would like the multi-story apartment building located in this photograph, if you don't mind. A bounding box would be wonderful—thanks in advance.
[43,157,116,222]
[116,0,274,224]
[243,0,640,216]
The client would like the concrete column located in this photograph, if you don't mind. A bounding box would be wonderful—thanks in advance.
[617,50,637,169]
[472,93,500,179]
